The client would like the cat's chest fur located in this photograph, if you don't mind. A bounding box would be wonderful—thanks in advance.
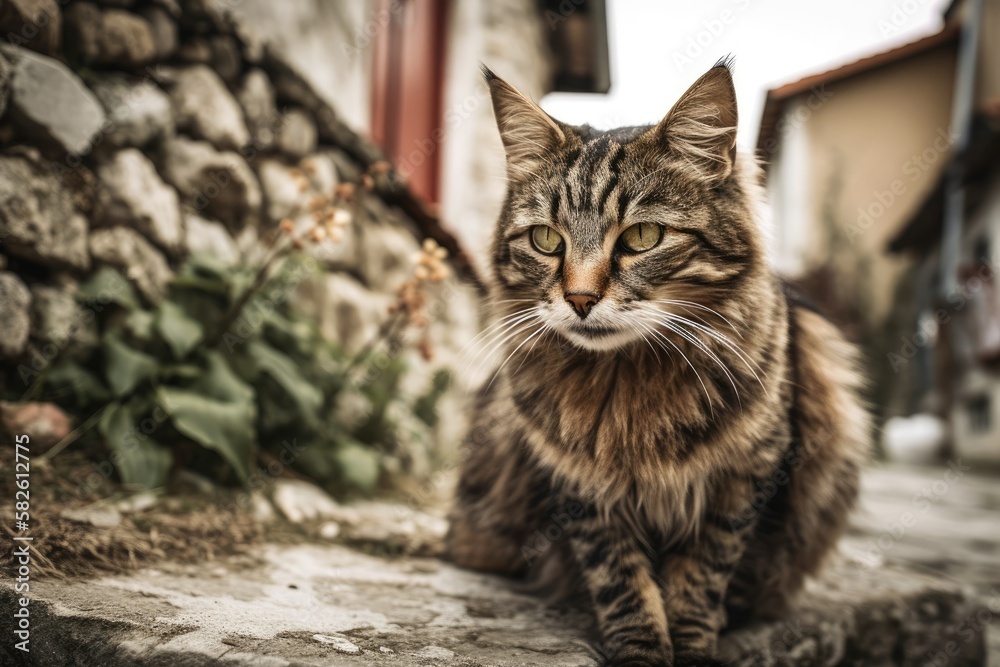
[504,346,786,537]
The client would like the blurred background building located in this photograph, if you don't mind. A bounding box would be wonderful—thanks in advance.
[759,0,1000,464]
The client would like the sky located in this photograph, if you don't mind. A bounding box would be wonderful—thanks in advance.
[541,0,954,148]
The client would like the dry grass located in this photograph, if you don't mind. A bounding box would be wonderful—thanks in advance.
[0,447,450,580]
[1,451,270,579]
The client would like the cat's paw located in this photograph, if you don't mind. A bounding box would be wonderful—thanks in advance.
[600,647,673,667]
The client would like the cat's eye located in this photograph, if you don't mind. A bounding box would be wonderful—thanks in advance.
[619,222,662,253]
[530,225,565,254]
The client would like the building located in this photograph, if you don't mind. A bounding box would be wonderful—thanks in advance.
[888,0,1000,463]
[758,0,1000,461]
[757,26,958,332]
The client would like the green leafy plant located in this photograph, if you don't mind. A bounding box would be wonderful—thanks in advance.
[36,171,453,497]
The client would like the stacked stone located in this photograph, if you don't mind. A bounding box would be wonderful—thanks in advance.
[0,0,477,469]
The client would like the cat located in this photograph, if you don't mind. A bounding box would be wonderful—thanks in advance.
[447,59,871,667]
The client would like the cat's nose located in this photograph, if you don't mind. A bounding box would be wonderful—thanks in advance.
[565,292,600,319]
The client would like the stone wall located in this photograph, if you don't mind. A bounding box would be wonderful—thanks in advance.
[0,0,480,474]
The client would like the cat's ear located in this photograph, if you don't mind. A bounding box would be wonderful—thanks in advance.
[653,58,738,183]
[482,65,565,177]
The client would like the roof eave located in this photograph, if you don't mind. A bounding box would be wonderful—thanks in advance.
[755,25,961,168]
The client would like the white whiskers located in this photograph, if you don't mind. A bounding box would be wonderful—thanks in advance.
[634,302,767,412]
[652,299,743,338]
[639,316,715,416]
[459,296,764,416]
[487,321,551,390]
[460,304,546,380]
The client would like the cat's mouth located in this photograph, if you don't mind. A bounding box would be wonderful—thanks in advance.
[558,320,640,352]
[542,302,640,351]
[569,323,621,338]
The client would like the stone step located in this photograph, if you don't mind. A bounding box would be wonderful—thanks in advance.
[1,543,987,666]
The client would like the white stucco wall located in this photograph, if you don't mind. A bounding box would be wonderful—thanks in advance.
[767,98,814,278]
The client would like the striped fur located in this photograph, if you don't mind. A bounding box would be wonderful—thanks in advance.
[448,62,871,667]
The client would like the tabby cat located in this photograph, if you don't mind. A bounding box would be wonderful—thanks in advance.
[448,59,871,667]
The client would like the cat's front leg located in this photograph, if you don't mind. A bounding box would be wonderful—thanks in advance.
[659,476,758,666]
[567,502,673,667]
